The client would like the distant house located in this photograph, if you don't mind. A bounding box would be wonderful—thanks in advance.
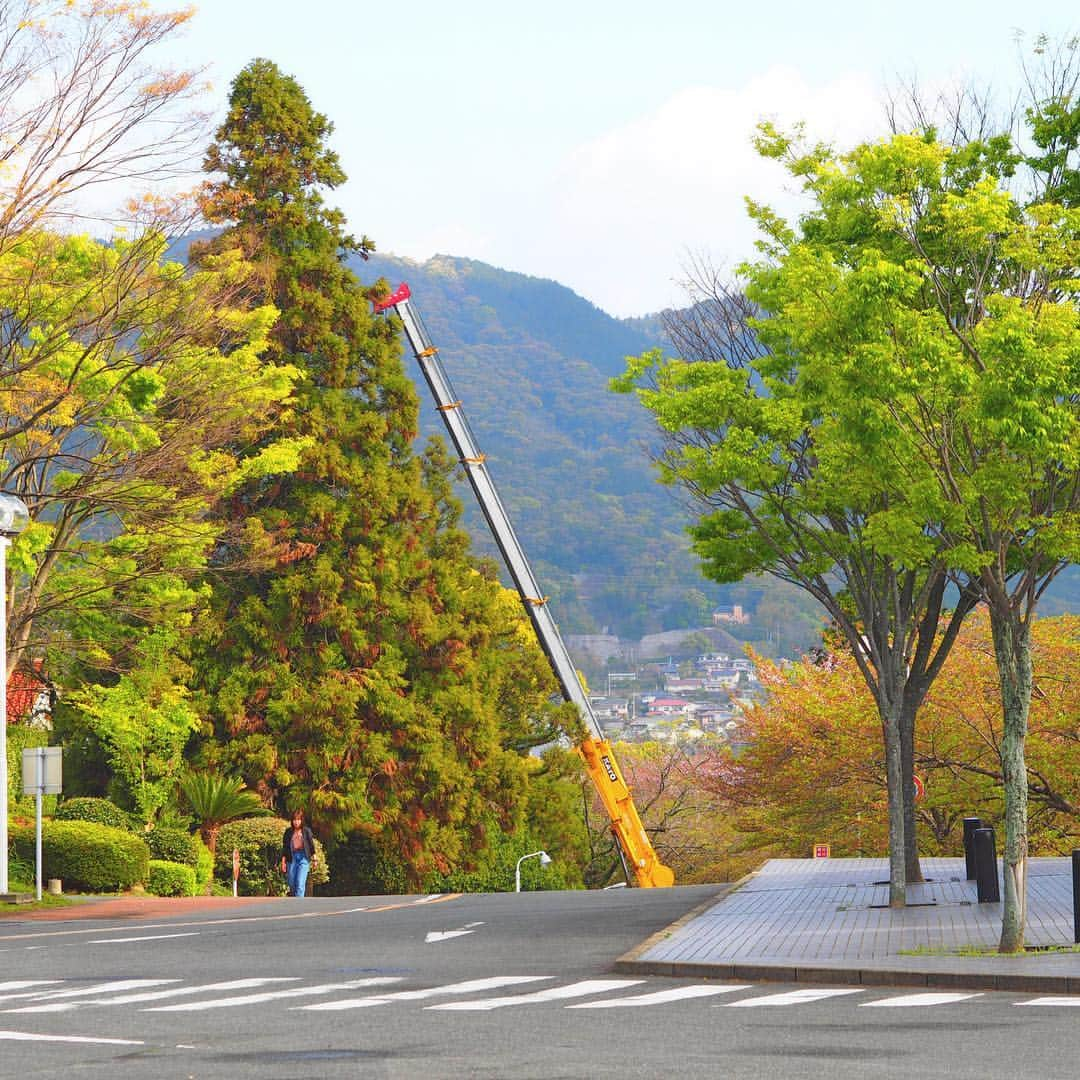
[712,605,750,625]
[662,676,704,694]
[648,697,699,716]
[6,668,52,730]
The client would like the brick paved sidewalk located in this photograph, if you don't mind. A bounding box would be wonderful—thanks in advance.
[617,858,1080,993]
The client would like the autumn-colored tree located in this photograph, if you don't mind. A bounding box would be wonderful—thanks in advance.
[707,615,1080,862]
[191,60,577,886]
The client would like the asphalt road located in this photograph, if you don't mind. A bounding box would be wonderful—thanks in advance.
[0,885,1078,1079]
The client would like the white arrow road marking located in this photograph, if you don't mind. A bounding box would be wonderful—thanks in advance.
[413,894,444,904]
[145,977,403,1012]
[425,921,483,943]
[298,976,553,1011]
[6,978,296,1013]
[724,988,863,1007]
[88,932,201,945]
[0,982,62,994]
[0,1030,144,1046]
[861,992,982,1008]
[1018,996,1080,1006]
[428,979,643,1011]
[567,984,750,1009]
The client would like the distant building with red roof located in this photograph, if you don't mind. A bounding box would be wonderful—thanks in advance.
[6,667,52,728]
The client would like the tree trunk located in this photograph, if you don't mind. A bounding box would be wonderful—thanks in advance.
[989,609,1031,954]
[900,701,924,883]
[882,699,906,907]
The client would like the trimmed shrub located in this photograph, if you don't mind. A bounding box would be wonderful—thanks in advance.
[11,821,149,892]
[194,837,213,892]
[215,817,328,896]
[146,859,196,897]
[145,827,200,866]
[55,797,134,833]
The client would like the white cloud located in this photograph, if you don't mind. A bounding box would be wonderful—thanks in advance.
[519,66,884,316]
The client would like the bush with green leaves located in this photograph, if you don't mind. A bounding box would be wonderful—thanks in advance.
[55,797,134,832]
[215,817,328,896]
[145,827,200,866]
[11,821,149,892]
[146,859,196,897]
[194,837,213,892]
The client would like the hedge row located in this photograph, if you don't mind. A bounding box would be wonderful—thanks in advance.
[10,821,148,892]
[11,815,330,896]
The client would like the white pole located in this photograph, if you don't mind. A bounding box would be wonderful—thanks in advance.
[34,749,42,902]
[0,535,8,896]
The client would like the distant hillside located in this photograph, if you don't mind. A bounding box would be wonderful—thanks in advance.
[350,252,812,646]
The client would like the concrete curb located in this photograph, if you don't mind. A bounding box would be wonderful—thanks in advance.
[613,956,1080,994]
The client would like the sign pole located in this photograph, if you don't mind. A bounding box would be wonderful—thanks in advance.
[34,748,42,902]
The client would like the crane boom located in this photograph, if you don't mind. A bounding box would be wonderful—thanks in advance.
[375,282,674,888]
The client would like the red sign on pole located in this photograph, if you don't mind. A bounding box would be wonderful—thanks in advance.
[913,776,925,802]
[813,843,830,859]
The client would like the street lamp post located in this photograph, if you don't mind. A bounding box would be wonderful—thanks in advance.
[0,493,30,898]
[514,850,552,893]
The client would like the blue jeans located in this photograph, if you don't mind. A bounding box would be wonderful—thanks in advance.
[287,852,310,898]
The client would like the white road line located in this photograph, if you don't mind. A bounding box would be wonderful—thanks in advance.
[0,1030,144,1046]
[145,977,403,1012]
[88,932,201,945]
[6,978,296,1013]
[0,981,62,993]
[567,984,750,1009]
[861,993,982,1008]
[724,988,864,1007]
[1018,996,1080,1006]
[0,906,373,942]
[299,976,553,1011]
[427,979,643,1012]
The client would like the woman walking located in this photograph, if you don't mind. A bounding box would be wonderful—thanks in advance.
[281,810,317,898]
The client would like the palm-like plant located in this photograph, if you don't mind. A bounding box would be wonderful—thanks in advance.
[181,774,269,861]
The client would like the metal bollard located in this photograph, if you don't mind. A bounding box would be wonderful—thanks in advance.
[1072,850,1080,945]
[962,817,982,881]
[974,827,1000,903]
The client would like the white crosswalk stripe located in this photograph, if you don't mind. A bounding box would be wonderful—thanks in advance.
[567,984,749,1009]
[860,992,982,1008]
[6,978,297,1013]
[427,979,643,1011]
[0,981,62,995]
[299,976,553,1010]
[2,973,1076,1017]
[144,977,403,1012]
[723,988,864,1007]
[1,979,176,1010]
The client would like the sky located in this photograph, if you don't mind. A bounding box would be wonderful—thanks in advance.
[160,1,1078,316]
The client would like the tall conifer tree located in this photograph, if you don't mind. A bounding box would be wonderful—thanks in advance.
[192,59,570,885]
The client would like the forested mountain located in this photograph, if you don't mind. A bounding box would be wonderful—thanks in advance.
[357,252,825,649]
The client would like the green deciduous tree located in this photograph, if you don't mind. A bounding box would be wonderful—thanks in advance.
[621,106,1079,942]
